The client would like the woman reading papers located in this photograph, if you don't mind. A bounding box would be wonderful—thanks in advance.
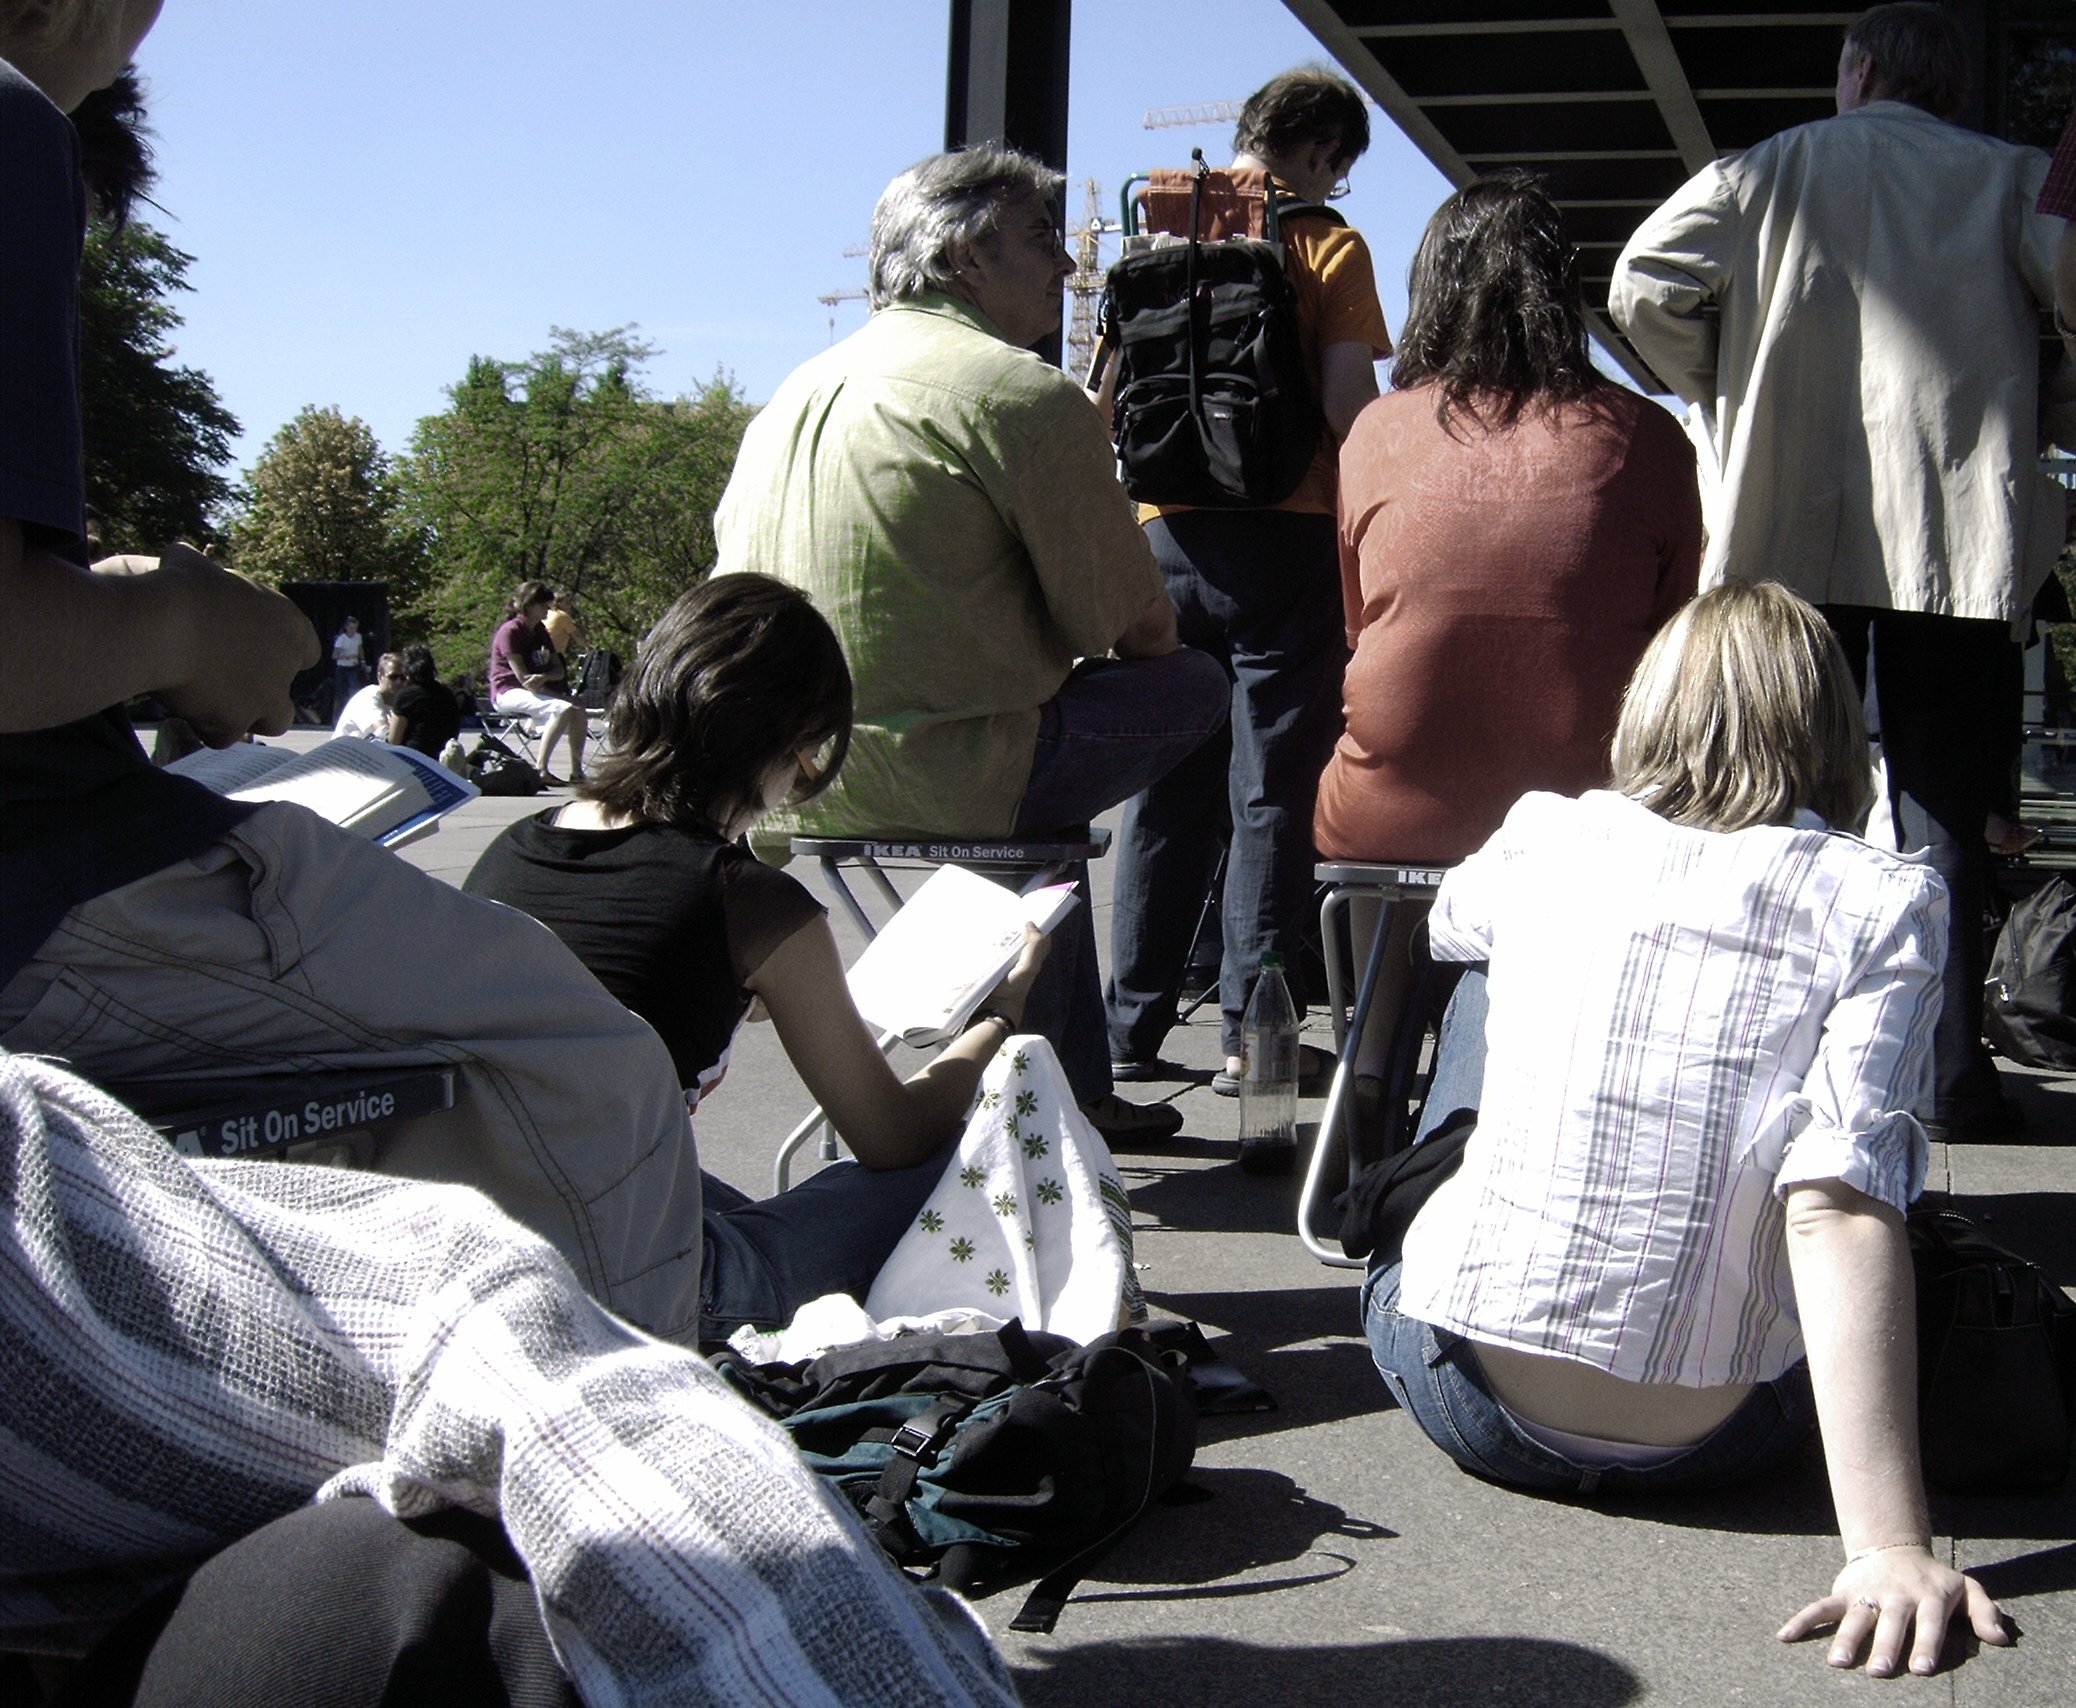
[466,574,1052,1341]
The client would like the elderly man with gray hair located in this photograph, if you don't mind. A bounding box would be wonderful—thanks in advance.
[716,145,1228,1144]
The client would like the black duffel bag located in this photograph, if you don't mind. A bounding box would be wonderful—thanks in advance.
[1910,1204,2076,1494]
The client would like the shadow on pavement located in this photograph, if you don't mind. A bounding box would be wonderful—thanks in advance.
[1931,1479,2076,1545]
[1010,1634,1640,1708]
[1967,1540,2076,1602]
[1084,1464,1395,1592]
[1148,1286,1381,1432]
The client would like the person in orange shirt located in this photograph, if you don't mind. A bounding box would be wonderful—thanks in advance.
[1106,68,1393,1102]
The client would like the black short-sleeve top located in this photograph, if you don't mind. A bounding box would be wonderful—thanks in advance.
[463,812,825,1101]
[391,683,461,757]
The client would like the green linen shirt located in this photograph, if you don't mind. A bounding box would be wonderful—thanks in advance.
[714,296,1163,838]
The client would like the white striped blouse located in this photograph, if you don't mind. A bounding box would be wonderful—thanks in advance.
[1399,790,1944,1388]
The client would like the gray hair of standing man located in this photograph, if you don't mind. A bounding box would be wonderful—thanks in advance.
[867,144,1065,309]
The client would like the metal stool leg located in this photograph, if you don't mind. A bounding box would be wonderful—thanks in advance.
[1174,845,1229,1024]
[1298,891,1396,1266]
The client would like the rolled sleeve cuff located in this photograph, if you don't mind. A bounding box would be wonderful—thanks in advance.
[1772,1108,1928,1215]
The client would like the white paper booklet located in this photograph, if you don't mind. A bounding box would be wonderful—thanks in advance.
[845,863,1080,1046]
[169,737,478,846]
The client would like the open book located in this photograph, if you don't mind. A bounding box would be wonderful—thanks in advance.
[168,737,478,847]
[845,863,1080,1047]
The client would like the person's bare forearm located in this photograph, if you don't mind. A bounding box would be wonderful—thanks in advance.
[2,526,195,729]
[1782,1182,1929,1553]
[1113,589,1178,658]
[2,520,318,740]
[1319,340,1381,443]
[1777,1179,2008,1673]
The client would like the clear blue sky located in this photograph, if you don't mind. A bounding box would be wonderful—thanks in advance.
[135,1,1453,476]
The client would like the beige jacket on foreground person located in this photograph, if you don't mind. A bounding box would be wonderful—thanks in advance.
[1611,100,2072,622]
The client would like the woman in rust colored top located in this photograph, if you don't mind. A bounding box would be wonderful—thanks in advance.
[1315,174,1701,867]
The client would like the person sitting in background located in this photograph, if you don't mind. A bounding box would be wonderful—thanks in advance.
[466,573,1048,1341]
[1318,173,1698,864]
[713,144,1228,1148]
[542,590,583,662]
[1313,173,1698,1089]
[1360,581,2007,1677]
[384,641,461,764]
[332,649,403,739]
[488,578,587,785]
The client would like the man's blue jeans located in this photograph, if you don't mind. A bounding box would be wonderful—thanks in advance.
[1106,510,1347,1060]
[1362,969,1818,1494]
[1011,648,1229,1102]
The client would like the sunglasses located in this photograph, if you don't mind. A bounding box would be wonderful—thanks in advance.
[785,735,841,805]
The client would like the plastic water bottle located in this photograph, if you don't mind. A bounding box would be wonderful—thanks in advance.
[1238,952,1299,1175]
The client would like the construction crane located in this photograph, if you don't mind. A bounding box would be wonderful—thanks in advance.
[1064,178,1116,383]
[817,287,867,343]
[1143,99,1245,131]
[1144,93,1374,131]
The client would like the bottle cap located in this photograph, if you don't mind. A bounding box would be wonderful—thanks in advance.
[1259,952,1285,971]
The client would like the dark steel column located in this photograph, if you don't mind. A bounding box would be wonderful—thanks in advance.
[945,0,1072,364]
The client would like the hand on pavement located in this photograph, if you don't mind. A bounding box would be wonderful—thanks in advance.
[1778,1546,2008,1677]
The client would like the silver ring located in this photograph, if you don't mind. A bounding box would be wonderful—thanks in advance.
[1855,1595,1882,1611]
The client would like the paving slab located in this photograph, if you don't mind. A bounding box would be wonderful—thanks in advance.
[376,773,2075,1705]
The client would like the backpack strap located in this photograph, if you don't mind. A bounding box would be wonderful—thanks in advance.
[1007,1564,1084,1636]
[858,1391,976,1557]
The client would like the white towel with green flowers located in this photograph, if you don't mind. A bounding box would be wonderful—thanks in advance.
[865,1034,1144,1342]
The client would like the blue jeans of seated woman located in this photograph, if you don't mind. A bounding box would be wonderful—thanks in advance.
[1364,969,1818,1494]
[1361,1262,1817,1495]
[697,1139,955,1342]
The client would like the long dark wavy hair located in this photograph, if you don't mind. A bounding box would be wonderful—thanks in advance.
[576,574,852,834]
[1392,172,1604,433]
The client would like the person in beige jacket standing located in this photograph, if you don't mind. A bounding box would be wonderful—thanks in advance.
[1610,2,2073,1139]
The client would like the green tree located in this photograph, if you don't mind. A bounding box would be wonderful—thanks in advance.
[78,221,239,552]
[400,328,754,675]
[227,406,427,605]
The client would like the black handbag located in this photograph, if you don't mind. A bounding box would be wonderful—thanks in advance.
[1336,1108,1478,1265]
[1983,876,2076,1070]
[467,733,542,798]
[1909,1204,2076,1494]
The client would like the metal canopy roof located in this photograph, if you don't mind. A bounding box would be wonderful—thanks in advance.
[1281,1,1881,385]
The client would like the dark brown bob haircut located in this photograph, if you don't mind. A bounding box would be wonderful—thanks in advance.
[397,642,440,689]
[1233,67,1370,169]
[506,579,554,618]
[1844,4,1969,120]
[1393,171,1603,433]
[576,573,853,834]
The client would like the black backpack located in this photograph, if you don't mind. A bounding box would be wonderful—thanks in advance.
[1984,876,2076,1070]
[711,1320,1197,1634]
[1096,150,1341,509]
[467,733,542,797]
[1909,1204,2076,1493]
